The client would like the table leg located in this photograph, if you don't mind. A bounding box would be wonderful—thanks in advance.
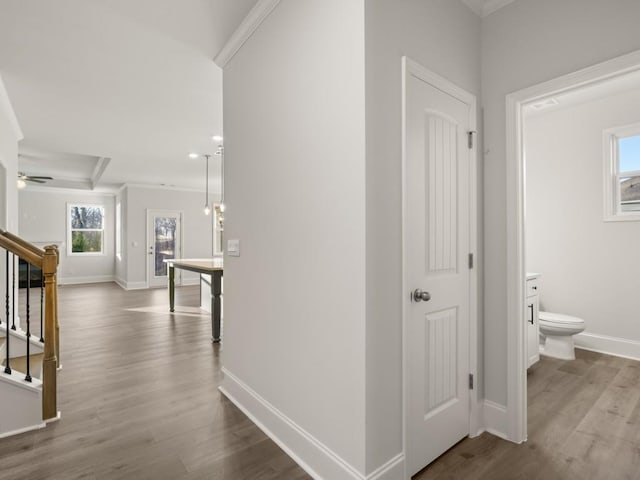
[169,265,175,312]
[212,271,222,343]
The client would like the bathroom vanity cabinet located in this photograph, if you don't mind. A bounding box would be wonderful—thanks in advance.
[526,274,540,368]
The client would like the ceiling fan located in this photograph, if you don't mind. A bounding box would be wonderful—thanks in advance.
[17,171,53,186]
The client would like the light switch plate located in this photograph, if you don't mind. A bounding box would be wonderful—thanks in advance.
[227,239,240,257]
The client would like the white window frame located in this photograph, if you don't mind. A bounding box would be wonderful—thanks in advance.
[603,122,640,222]
[115,201,122,260]
[67,203,106,256]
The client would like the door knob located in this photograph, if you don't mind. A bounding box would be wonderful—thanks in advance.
[412,289,431,302]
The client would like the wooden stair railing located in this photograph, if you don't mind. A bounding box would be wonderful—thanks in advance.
[0,229,59,421]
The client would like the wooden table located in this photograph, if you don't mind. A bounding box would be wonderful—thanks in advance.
[166,258,223,342]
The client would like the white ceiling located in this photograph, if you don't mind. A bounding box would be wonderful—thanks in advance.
[0,0,259,191]
[462,0,516,17]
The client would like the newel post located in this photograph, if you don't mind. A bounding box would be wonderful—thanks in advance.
[42,245,58,421]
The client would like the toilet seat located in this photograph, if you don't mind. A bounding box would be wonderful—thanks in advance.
[539,311,585,328]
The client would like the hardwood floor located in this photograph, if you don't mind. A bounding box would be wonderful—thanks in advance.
[415,349,640,480]
[5,284,640,479]
[0,283,310,480]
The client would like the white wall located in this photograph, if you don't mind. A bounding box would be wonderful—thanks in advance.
[222,0,367,477]
[0,76,20,233]
[18,190,116,284]
[122,186,216,288]
[481,0,640,406]
[364,0,481,472]
[115,188,127,285]
[526,88,640,343]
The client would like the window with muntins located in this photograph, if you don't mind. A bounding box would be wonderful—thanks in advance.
[68,204,105,254]
[604,124,640,221]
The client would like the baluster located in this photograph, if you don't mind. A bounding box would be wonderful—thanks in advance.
[4,251,10,374]
[11,254,16,330]
[40,275,44,343]
[25,262,31,382]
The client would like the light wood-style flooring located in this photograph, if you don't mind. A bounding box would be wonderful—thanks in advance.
[415,349,640,480]
[0,283,309,480]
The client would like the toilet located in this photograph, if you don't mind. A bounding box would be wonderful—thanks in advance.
[539,311,585,360]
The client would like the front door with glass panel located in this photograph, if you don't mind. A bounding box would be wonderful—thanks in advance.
[147,210,182,288]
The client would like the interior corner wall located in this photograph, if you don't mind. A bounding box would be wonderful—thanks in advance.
[0,107,18,234]
[364,0,481,473]
[123,186,216,288]
[115,187,128,286]
[221,0,367,477]
[18,190,116,284]
[525,89,640,344]
[481,0,640,405]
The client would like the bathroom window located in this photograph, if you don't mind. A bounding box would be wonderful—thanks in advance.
[603,124,640,222]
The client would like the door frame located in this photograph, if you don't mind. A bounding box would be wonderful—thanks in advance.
[146,209,183,288]
[401,57,480,477]
[504,49,640,443]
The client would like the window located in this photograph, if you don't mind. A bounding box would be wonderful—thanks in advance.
[604,124,640,221]
[115,202,122,259]
[68,204,105,255]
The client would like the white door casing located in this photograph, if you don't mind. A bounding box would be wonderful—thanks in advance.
[147,209,182,288]
[403,58,477,476]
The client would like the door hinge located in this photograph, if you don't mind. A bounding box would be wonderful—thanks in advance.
[468,253,474,269]
[467,131,475,149]
[469,373,474,390]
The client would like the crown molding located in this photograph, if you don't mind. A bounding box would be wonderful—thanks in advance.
[0,75,23,141]
[462,0,515,17]
[214,0,282,68]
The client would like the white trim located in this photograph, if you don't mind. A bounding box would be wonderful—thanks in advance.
[505,49,640,445]
[66,202,106,256]
[115,279,147,291]
[366,454,405,480]
[214,0,282,68]
[21,185,117,196]
[461,0,515,18]
[575,332,640,361]
[482,400,509,441]
[603,122,640,222]
[220,367,364,480]
[124,183,209,194]
[146,209,183,288]
[401,57,479,478]
[0,421,45,439]
[90,157,111,190]
[0,75,23,141]
[57,275,115,286]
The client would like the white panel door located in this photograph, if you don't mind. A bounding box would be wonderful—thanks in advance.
[147,210,182,288]
[406,69,471,476]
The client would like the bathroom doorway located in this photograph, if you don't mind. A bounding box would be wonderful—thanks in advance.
[505,50,640,443]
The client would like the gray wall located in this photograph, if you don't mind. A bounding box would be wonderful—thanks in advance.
[364,0,481,471]
[482,0,640,405]
[222,0,367,473]
[526,88,640,342]
[123,186,216,288]
[18,190,116,284]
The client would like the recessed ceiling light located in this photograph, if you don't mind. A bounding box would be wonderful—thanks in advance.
[212,135,223,142]
[188,153,199,159]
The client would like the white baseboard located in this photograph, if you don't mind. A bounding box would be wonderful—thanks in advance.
[58,275,115,286]
[0,421,45,439]
[575,332,640,361]
[220,368,403,480]
[482,400,508,440]
[114,280,148,291]
[366,453,405,480]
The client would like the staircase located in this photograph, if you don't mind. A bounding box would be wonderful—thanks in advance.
[0,229,59,438]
